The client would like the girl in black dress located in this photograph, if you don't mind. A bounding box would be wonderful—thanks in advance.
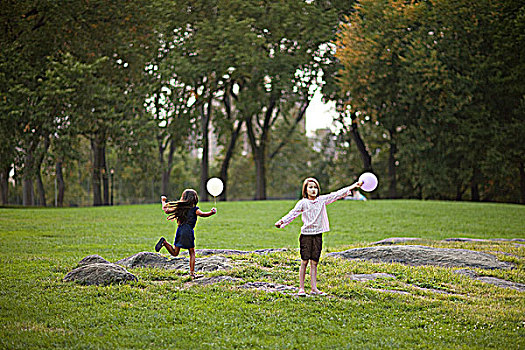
[155,189,216,279]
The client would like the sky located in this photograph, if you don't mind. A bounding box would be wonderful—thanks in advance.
[305,90,337,136]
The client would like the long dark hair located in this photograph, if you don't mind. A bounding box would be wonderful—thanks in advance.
[165,189,199,224]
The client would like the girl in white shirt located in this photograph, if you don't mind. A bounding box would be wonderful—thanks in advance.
[275,177,363,296]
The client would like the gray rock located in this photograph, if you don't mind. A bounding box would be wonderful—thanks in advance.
[116,252,176,269]
[409,286,452,294]
[64,263,137,286]
[454,269,479,278]
[77,254,111,266]
[326,245,514,270]
[371,288,410,295]
[188,276,242,286]
[349,273,396,281]
[195,256,233,272]
[239,281,298,294]
[371,237,421,245]
[454,269,525,291]
[491,238,525,242]
[444,238,525,243]
[193,248,289,256]
[488,251,521,258]
[475,277,525,292]
[116,252,233,272]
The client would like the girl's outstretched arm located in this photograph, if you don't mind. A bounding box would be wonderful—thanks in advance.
[321,181,363,205]
[196,208,217,217]
[275,200,305,228]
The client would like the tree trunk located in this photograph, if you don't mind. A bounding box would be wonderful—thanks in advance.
[455,183,465,201]
[161,139,176,196]
[22,149,35,206]
[520,162,525,204]
[350,117,372,172]
[471,166,480,202]
[246,118,270,200]
[0,165,9,205]
[199,98,212,202]
[91,133,105,206]
[388,129,398,199]
[101,144,109,205]
[23,178,34,206]
[245,96,276,200]
[56,161,65,207]
[35,136,50,207]
[35,170,46,206]
[219,120,243,201]
[254,150,267,200]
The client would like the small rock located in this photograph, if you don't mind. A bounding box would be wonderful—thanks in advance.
[239,281,298,294]
[475,277,525,292]
[454,269,524,291]
[188,276,242,286]
[371,288,410,295]
[349,273,396,282]
[444,238,525,243]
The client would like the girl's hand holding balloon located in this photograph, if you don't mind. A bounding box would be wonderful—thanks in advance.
[211,207,217,214]
[358,172,378,192]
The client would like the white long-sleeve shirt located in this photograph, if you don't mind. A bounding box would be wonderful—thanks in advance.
[278,186,354,235]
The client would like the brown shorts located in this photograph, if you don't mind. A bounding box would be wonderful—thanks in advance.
[299,233,323,262]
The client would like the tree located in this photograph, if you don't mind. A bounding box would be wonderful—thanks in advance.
[54,0,165,205]
[0,1,62,205]
[336,0,525,202]
[336,0,418,198]
[231,0,339,199]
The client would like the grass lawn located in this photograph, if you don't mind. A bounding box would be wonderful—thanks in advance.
[0,199,524,349]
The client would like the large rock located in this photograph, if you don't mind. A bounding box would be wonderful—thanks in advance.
[192,248,289,256]
[116,252,176,269]
[64,263,137,286]
[116,252,233,272]
[371,237,421,245]
[77,254,111,266]
[326,245,514,270]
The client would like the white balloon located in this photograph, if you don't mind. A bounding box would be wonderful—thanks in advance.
[206,177,224,197]
[358,172,378,192]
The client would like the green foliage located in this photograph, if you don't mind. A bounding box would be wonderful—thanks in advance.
[335,0,525,202]
[0,201,523,348]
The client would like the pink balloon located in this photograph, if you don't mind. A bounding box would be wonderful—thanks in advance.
[359,172,378,192]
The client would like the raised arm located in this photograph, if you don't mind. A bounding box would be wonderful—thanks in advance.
[196,208,217,217]
[275,200,305,228]
[320,181,363,205]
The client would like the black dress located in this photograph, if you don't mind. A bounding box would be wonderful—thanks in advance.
[174,206,198,249]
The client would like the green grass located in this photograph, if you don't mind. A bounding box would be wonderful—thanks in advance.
[0,200,524,349]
